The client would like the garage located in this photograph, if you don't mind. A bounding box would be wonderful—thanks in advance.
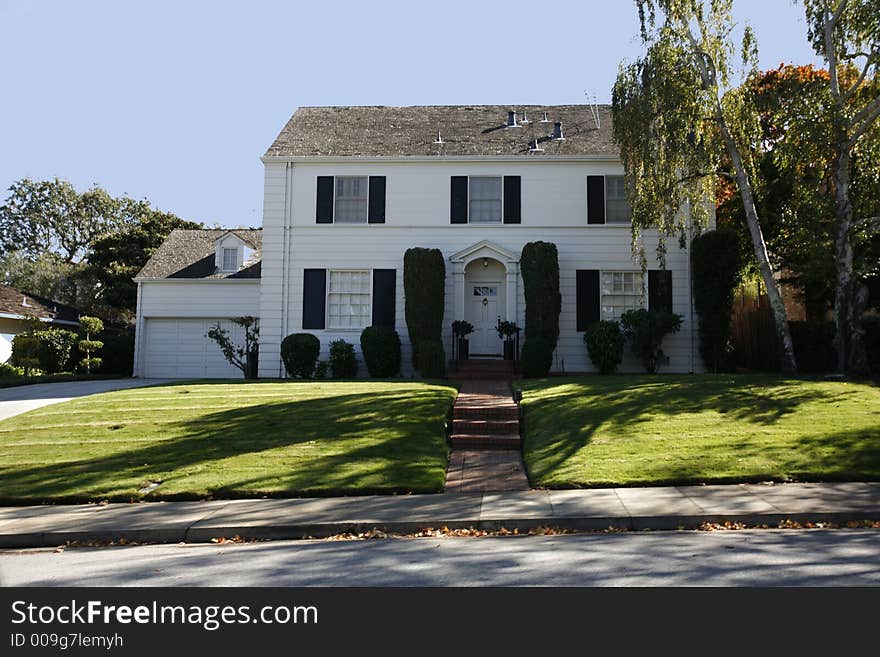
[141,318,246,379]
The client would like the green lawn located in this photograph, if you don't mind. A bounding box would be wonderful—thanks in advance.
[516,375,880,488]
[0,380,458,503]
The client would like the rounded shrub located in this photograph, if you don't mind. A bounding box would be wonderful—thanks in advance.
[0,362,23,380]
[360,326,401,377]
[281,333,320,379]
[329,339,358,378]
[584,320,624,374]
[415,339,445,378]
[691,228,743,372]
[521,337,553,378]
[404,247,446,369]
[620,308,683,373]
[34,329,79,374]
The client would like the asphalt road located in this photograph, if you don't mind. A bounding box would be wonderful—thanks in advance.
[2,529,878,586]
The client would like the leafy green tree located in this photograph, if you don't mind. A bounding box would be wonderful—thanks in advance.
[0,250,79,305]
[78,315,104,374]
[612,0,798,372]
[803,0,880,375]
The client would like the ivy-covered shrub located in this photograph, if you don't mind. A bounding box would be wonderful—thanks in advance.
[789,320,836,373]
[360,326,401,378]
[861,314,879,378]
[691,229,742,372]
[520,241,561,350]
[521,337,553,378]
[415,339,445,378]
[584,320,624,374]
[34,329,79,374]
[281,333,320,378]
[97,330,135,375]
[404,248,446,368]
[329,339,358,378]
[620,308,683,373]
[0,362,23,380]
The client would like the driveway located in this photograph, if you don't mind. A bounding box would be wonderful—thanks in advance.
[0,378,173,422]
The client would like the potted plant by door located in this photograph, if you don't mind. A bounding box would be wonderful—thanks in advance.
[496,320,520,361]
[452,320,474,361]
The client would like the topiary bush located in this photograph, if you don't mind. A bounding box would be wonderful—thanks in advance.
[404,247,446,369]
[360,326,401,377]
[584,320,624,374]
[691,229,743,372]
[415,339,445,378]
[521,337,553,378]
[34,328,79,374]
[329,339,358,378]
[620,308,683,373]
[77,315,104,374]
[789,320,836,373]
[281,333,320,378]
[520,241,561,350]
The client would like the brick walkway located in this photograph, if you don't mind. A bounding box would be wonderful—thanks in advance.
[445,378,529,492]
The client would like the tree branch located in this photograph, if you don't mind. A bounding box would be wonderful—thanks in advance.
[822,1,847,104]
[848,95,880,145]
[852,216,880,232]
[842,49,878,101]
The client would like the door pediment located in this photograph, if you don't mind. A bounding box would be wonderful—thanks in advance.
[449,240,519,270]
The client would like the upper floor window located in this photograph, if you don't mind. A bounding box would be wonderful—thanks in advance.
[335,176,368,223]
[316,176,386,224]
[605,176,632,224]
[221,247,239,271]
[469,177,503,223]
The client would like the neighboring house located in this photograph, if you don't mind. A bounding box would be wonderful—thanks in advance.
[134,105,704,379]
[0,284,82,363]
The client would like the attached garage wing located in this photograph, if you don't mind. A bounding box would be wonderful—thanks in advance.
[142,318,246,379]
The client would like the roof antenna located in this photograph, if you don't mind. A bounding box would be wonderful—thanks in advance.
[585,91,601,130]
[433,130,445,145]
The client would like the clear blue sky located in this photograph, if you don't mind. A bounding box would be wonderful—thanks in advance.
[0,0,820,228]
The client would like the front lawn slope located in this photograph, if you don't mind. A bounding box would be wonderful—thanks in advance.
[0,380,458,503]
[517,375,880,488]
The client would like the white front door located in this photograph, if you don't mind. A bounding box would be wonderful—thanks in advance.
[467,283,503,355]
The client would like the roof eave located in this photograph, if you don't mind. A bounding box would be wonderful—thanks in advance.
[260,154,620,164]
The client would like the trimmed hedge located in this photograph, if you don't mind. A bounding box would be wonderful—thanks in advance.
[521,241,561,351]
[584,320,624,374]
[691,229,742,373]
[521,337,553,378]
[329,339,358,378]
[281,333,320,378]
[404,248,446,369]
[31,329,78,374]
[415,339,445,378]
[360,326,402,377]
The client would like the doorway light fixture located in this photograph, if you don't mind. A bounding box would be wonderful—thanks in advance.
[482,258,488,267]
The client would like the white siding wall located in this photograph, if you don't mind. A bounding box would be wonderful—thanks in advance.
[258,160,703,377]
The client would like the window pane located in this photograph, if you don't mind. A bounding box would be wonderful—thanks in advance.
[469,177,502,223]
[328,270,370,329]
[606,176,631,223]
[600,270,644,320]
[222,248,238,271]
[335,176,368,223]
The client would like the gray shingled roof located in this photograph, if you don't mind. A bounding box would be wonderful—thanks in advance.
[136,229,262,280]
[0,283,82,324]
[265,105,616,157]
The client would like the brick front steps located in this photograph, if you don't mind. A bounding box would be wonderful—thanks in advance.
[450,358,518,380]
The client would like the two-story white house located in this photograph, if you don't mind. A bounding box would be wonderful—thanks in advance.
[133,105,700,378]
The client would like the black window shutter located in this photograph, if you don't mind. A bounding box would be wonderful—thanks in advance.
[450,176,468,223]
[576,270,600,331]
[371,269,396,328]
[368,176,386,224]
[587,175,606,224]
[302,269,326,329]
[316,176,334,223]
[648,270,673,313]
[503,176,521,224]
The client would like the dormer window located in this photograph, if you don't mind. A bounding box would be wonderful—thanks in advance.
[222,247,239,272]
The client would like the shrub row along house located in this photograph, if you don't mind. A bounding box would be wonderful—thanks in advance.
[133,105,704,378]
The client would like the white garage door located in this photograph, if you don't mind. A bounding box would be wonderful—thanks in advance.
[142,318,246,379]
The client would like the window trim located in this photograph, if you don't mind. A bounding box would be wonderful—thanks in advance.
[333,175,370,224]
[220,247,240,272]
[586,175,632,227]
[599,269,647,320]
[467,175,504,224]
[326,268,372,331]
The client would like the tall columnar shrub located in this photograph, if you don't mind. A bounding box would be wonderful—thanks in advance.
[584,320,624,374]
[521,241,561,350]
[415,339,445,379]
[329,339,358,378]
[520,337,553,378]
[77,316,105,374]
[691,229,743,372]
[281,333,320,379]
[404,247,446,368]
[360,326,402,377]
[620,308,683,374]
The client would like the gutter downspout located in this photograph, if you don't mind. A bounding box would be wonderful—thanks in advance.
[133,281,144,377]
[279,161,294,377]
[687,202,695,374]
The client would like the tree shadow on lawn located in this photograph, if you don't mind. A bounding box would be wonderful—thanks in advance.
[521,376,874,481]
[0,387,453,503]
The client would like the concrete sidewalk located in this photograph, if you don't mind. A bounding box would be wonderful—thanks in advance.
[0,482,877,548]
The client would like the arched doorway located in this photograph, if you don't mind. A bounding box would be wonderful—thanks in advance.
[464,257,506,355]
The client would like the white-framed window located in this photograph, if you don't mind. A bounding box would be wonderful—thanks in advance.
[335,176,368,223]
[606,176,632,224]
[221,247,239,271]
[469,176,503,223]
[601,271,645,320]
[327,270,371,329]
